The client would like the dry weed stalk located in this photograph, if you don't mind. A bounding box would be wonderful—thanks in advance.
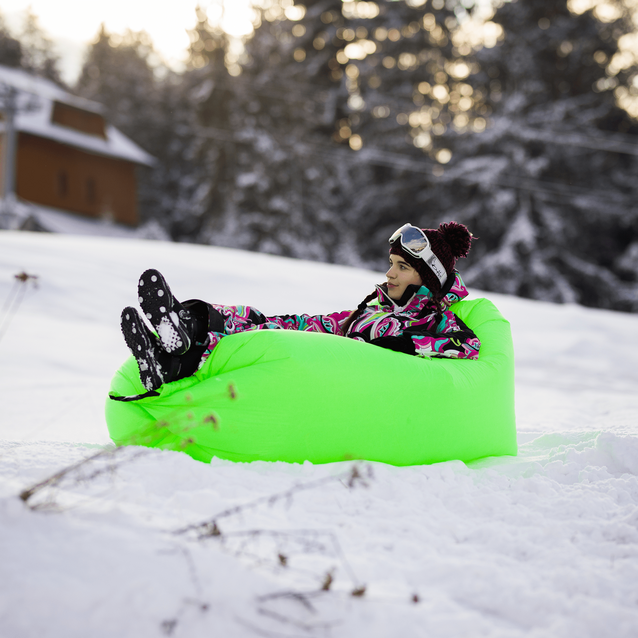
[0,271,38,344]
[176,464,372,598]
[176,463,373,538]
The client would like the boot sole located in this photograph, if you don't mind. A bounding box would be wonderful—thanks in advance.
[138,269,191,355]
[121,307,165,391]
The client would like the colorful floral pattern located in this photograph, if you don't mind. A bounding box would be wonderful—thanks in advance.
[198,272,480,367]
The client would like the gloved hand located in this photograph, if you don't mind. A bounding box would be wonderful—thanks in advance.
[370,335,416,355]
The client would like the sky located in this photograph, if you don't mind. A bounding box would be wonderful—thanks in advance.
[0,0,255,84]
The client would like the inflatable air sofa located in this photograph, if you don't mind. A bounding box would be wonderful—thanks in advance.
[106,297,516,465]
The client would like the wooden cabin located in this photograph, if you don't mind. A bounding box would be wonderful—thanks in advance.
[0,65,154,226]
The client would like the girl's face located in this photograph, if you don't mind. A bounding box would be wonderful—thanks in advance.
[386,254,423,300]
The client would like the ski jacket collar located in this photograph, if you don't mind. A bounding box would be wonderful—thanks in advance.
[376,272,470,310]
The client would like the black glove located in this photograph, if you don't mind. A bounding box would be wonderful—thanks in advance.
[370,335,416,355]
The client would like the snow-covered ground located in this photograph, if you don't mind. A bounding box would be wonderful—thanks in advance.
[1,230,637,638]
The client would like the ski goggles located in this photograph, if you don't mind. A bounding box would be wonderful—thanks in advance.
[388,223,447,285]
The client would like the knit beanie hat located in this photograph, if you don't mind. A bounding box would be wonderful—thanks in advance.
[389,221,473,294]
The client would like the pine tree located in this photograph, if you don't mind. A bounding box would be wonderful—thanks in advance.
[308,0,485,262]
[425,0,638,311]
[75,26,159,147]
[0,8,63,82]
[17,8,63,84]
[197,0,356,260]
[185,0,493,264]
[168,5,240,241]
[75,24,200,231]
[0,11,22,69]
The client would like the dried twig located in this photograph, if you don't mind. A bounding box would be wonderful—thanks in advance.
[18,401,222,509]
[19,447,125,504]
[0,271,38,344]
[175,463,372,538]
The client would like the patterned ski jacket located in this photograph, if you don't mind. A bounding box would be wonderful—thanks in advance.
[205,273,480,361]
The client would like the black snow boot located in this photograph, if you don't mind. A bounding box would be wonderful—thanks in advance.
[138,269,226,355]
[183,298,226,341]
[137,269,196,356]
[120,306,182,391]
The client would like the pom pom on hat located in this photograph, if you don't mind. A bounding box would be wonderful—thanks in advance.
[438,221,473,259]
[390,220,474,295]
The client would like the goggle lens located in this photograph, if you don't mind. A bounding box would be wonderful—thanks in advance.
[389,224,430,256]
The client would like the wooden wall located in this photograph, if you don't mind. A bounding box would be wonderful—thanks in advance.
[51,101,107,138]
[15,132,140,226]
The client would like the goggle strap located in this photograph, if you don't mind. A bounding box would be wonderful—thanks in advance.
[423,251,447,286]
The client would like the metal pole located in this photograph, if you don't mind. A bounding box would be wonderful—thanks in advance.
[1,85,18,227]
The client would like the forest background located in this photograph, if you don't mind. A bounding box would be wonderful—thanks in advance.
[1,0,637,313]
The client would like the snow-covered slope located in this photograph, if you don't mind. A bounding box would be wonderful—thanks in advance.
[1,230,637,638]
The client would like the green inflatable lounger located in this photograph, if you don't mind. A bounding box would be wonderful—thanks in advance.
[106,297,517,466]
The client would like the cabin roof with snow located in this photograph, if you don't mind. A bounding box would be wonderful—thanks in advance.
[0,65,154,167]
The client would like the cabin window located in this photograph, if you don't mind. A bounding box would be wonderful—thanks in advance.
[51,101,107,138]
[86,178,96,204]
[57,171,68,198]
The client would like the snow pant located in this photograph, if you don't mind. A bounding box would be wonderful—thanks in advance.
[169,299,226,381]
[196,303,345,370]
[174,304,345,381]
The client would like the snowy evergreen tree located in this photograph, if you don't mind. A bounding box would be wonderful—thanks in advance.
[0,11,22,69]
[27,0,635,312]
[416,0,638,311]
[183,0,494,264]
[0,8,62,82]
[75,26,160,149]
[174,6,239,241]
[305,0,491,263]
[75,25,200,230]
[194,0,358,261]
[16,8,63,84]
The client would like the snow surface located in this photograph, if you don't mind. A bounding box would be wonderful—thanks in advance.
[1,230,637,638]
[6,199,171,240]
